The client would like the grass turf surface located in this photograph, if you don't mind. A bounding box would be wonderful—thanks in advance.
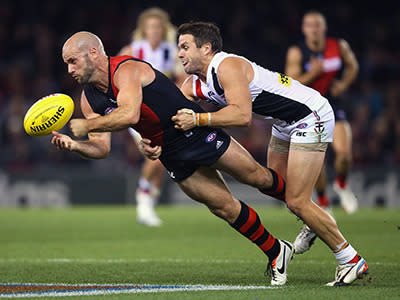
[0,205,399,299]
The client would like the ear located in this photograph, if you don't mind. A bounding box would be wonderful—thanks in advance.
[88,47,97,58]
[201,42,213,56]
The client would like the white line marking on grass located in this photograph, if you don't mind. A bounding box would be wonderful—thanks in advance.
[0,283,277,298]
[0,258,255,264]
[0,258,397,266]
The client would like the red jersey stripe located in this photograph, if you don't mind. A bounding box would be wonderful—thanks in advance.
[138,48,144,60]
[195,79,208,100]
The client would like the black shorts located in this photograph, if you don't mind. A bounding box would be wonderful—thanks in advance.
[326,94,347,121]
[333,108,347,121]
[159,128,231,182]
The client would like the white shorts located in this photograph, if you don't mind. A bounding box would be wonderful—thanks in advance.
[271,98,335,144]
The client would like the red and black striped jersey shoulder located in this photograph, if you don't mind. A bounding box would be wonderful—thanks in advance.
[84,56,203,147]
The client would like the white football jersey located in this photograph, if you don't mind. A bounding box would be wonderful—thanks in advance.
[130,40,177,77]
[192,51,329,125]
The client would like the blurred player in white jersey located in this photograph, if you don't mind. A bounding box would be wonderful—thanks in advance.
[119,7,186,226]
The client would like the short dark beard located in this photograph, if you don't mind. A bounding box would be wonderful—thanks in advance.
[78,55,95,84]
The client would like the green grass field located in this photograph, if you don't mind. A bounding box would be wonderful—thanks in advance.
[0,205,399,299]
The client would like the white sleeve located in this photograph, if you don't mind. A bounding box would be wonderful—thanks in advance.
[128,127,142,145]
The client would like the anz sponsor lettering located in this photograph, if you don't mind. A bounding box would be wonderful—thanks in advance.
[30,106,65,133]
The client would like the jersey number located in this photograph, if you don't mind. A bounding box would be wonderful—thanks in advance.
[278,73,291,87]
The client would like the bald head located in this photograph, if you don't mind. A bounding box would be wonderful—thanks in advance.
[303,11,326,27]
[302,11,327,43]
[63,31,106,58]
[62,32,108,85]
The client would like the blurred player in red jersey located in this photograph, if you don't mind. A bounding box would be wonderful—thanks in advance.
[119,8,186,226]
[285,10,359,253]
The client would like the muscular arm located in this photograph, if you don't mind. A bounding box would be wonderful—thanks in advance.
[328,39,359,97]
[52,91,111,159]
[73,92,112,159]
[285,45,322,85]
[208,57,252,127]
[180,75,197,101]
[172,57,252,130]
[337,39,359,90]
[85,61,153,132]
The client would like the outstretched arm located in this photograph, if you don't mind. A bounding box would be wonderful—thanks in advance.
[69,60,154,137]
[51,91,111,159]
[173,57,253,131]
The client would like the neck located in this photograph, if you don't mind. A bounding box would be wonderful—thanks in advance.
[197,53,215,82]
[306,37,325,52]
[92,56,110,92]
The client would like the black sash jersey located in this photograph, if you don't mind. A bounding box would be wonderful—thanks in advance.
[297,38,343,99]
[83,56,205,152]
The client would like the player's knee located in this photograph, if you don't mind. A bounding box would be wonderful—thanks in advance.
[285,196,307,217]
[254,171,273,189]
[336,150,351,161]
[336,152,352,168]
[207,202,236,223]
[234,166,270,189]
[248,166,273,189]
[208,206,227,220]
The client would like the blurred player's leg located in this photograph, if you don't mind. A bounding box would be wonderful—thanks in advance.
[332,121,358,214]
[129,128,163,226]
[136,158,164,227]
[293,224,317,254]
[315,163,331,211]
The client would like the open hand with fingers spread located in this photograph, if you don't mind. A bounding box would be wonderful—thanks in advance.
[51,131,76,151]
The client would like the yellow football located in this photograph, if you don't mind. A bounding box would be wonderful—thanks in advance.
[24,93,74,136]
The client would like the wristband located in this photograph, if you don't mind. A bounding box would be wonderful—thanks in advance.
[195,113,212,126]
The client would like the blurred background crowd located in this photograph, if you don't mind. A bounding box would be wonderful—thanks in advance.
[1,0,399,173]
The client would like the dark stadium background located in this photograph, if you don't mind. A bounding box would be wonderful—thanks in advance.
[0,0,398,207]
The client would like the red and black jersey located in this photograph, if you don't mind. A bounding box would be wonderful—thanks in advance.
[83,56,203,150]
[297,37,343,96]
